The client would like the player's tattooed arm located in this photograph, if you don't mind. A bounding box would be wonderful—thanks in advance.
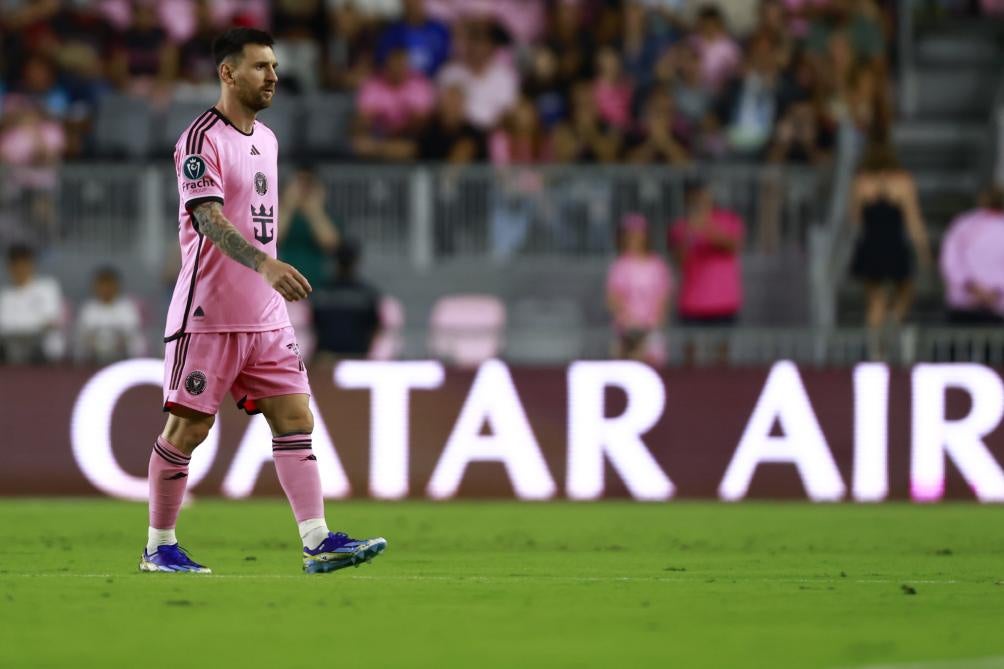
[192,201,267,271]
[191,201,313,301]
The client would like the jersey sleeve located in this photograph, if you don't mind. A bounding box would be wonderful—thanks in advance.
[178,132,225,211]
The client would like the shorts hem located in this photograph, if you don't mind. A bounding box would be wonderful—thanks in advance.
[163,399,218,416]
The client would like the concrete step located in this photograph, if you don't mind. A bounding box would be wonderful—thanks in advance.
[912,169,982,196]
[915,35,1002,67]
[912,66,1000,120]
[893,121,988,171]
[836,272,948,326]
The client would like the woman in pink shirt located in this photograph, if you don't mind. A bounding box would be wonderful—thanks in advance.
[690,5,741,93]
[667,180,744,324]
[353,46,435,160]
[606,213,674,365]
[592,46,633,132]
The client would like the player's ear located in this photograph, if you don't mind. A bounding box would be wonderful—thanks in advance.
[219,59,235,86]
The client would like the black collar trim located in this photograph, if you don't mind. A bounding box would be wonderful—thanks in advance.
[210,106,255,136]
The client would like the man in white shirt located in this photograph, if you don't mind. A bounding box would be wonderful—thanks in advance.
[0,244,66,363]
[74,266,147,364]
[437,20,518,130]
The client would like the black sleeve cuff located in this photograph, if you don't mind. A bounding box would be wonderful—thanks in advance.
[184,196,224,211]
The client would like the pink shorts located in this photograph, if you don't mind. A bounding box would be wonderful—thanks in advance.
[163,326,310,415]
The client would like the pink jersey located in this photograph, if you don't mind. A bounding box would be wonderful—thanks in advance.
[606,254,674,330]
[165,107,289,341]
[668,209,744,318]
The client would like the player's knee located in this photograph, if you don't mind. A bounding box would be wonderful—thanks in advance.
[166,414,215,453]
[274,408,313,436]
[186,416,215,447]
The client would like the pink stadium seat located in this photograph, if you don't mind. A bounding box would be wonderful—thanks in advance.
[369,295,405,360]
[286,298,316,364]
[427,294,506,368]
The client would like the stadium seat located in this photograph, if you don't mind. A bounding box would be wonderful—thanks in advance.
[299,94,355,158]
[160,98,217,154]
[92,93,154,159]
[369,295,405,360]
[427,294,506,368]
[256,97,300,156]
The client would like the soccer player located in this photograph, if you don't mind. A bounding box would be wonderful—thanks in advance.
[140,28,386,574]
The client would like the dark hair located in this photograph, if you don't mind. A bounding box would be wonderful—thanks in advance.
[94,265,121,282]
[335,239,361,271]
[981,185,1004,211]
[697,4,724,22]
[212,28,274,67]
[6,243,34,262]
[857,140,900,174]
[683,175,710,200]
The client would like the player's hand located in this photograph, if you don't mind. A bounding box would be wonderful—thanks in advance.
[258,257,312,301]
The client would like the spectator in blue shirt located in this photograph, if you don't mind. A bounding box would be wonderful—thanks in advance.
[376,0,451,77]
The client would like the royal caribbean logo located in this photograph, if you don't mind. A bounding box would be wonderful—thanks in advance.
[183,155,206,180]
[252,204,275,244]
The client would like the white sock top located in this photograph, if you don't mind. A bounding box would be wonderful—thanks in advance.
[146,527,177,555]
[298,518,329,550]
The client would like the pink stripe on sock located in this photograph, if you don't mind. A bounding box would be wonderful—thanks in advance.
[272,434,324,523]
[148,436,190,529]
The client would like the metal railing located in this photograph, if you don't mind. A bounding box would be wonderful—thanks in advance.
[389,323,1004,367]
[1,162,831,268]
[807,120,863,329]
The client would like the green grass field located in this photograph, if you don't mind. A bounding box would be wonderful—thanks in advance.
[2,500,1004,669]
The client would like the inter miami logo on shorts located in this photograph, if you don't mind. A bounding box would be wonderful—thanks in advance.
[183,155,206,180]
[254,172,268,196]
[185,370,208,396]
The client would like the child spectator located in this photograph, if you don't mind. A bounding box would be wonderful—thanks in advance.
[607,213,674,365]
[0,244,65,363]
[74,266,146,364]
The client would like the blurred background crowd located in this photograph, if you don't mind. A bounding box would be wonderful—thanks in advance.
[1,0,1003,367]
[0,0,901,164]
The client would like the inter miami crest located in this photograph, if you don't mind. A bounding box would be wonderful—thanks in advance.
[183,155,206,180]
[254,172,268,196]
[185,370,207,396]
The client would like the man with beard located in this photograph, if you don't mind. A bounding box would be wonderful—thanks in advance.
[142,28,386,575]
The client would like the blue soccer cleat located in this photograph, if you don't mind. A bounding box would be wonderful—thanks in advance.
[302,532,387,574]
[139,544,212,574]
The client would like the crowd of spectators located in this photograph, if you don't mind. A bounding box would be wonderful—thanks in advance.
[0,245,146,364]
[0,0,908,168]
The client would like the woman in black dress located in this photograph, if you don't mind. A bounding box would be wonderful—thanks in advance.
[850,141,931,357]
